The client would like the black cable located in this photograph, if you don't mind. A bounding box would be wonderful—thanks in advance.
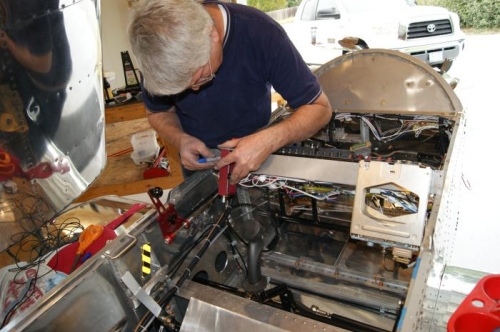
[0,251,47,328]
[222,229,248,275]
[8,217,82,273]
[166,224,214,277]
[133,199,233,332]
[1,217,84,328]
[226,221,249,246]
[162,200,233,305]
[328,117,336,146]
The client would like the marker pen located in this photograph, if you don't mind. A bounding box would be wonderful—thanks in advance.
[197,156,221,163]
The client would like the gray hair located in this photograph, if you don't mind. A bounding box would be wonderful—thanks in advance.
[128,0,213,95]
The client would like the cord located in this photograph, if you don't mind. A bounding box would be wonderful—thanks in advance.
[166,224,214,277]
[0,216,84,328]
[133,200,233,332]
[223,230,248,275]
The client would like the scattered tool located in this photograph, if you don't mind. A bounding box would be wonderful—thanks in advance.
[70,225,104,273]
[148,187,190,245]
[218,149,236,198]
[197,156,221,163]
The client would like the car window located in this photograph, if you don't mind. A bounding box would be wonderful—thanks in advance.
[301,0,317,21]
[343,0,410,14]
[316,0,340,19]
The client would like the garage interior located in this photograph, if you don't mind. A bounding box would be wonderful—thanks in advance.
[0,1,498,332]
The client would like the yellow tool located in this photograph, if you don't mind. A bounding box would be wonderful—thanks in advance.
[70,225,104,273]
[141,242,152,278]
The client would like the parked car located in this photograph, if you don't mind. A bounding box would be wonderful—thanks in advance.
[282,0,466,69]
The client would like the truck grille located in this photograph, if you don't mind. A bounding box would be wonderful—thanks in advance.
[407,19,452,39]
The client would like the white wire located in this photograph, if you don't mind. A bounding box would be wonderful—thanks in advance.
[360,116,381,140]
[239,175,340,201]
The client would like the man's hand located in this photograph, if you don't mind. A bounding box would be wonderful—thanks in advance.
[147,110,217,171]
[215,131,275,185]
[214,92,332,185]
[178,135,218,171]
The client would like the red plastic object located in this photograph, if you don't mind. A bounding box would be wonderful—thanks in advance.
[143,167,169,179]
[143,148,170,179]
[159,203,190,244]
[448,274,500,332]
[47,203,147,274]
[218,149,236,197]
[0,148,69,181]
[148,189,190,244]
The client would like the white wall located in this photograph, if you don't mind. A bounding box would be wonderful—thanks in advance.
[100,0,247,90]
[446,34,500,274]
[101,0,139,90]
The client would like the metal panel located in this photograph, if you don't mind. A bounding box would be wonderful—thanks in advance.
[0,0,105,252]
[397,109,467,331]
[351,161,433,249]
[257,155,359,186]
[178,280,349,332]
[2,197,155,331]
[315,49,463,118]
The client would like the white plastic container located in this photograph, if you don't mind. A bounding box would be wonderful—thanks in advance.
[130,130,160,165]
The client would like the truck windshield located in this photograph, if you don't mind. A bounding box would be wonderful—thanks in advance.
[343,0,412,14]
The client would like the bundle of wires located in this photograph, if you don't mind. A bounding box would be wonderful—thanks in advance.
[133,199,234,332]
[239,174,350,202]
[0,217,83,328]
[335,113,447,143]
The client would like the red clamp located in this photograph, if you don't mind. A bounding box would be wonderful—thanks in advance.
[148,187,190,244]
[218,149,236,197]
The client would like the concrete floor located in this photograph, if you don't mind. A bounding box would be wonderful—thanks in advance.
[445,33,500,274]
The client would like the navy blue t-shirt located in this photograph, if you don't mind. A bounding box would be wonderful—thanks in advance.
[4,0,72,88]
[142,2,322,148]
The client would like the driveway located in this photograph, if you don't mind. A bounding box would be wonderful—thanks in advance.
[446,33,500,273]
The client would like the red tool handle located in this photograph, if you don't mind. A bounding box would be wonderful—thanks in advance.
[218,149,236,197]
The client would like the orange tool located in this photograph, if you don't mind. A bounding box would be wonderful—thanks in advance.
[70,225,104,273]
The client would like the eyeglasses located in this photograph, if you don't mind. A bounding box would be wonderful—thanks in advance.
[190,60,215,89]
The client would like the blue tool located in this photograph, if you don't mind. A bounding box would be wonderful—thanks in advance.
[197,156,221,163]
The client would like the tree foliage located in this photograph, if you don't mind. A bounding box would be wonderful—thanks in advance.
[247,0,288,12]
[287,0,301,7]
[418,0,500,29]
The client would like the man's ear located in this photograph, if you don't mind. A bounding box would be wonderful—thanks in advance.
[210,26,220,43]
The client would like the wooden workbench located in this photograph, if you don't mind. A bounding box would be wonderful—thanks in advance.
[76,92,286,202]
[75,101,184,202]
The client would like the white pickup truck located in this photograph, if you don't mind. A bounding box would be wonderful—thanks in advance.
[282,0,466,69]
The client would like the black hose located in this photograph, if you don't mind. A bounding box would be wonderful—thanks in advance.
[246,232,265,286]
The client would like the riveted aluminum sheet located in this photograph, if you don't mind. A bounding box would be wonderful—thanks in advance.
[179,280,349,332]
[315,49,463,118]
[0,0,105,252]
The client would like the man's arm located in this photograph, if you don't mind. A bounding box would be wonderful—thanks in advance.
[216,91,332,184]
[0,31,52,74]
[147,109,216,171]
